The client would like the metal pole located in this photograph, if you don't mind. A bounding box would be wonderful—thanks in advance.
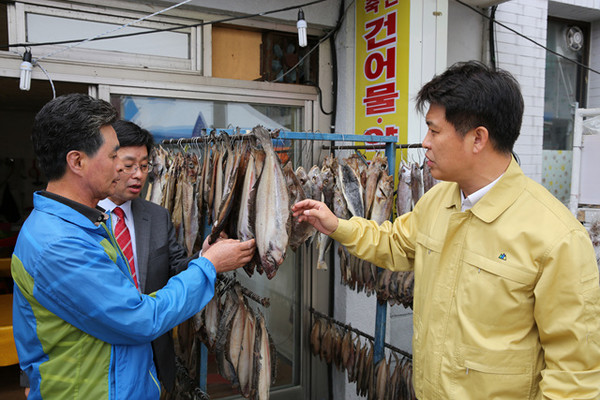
[198,221,212,392]
[373,141,397,365]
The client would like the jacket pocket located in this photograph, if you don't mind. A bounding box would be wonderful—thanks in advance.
[457,250,536,328]
[452,346,533,399]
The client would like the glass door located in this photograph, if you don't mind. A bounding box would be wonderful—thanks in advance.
[111,92,315,399]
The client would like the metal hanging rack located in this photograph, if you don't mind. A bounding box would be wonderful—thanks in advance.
[309,307,412,360]
[161,129,412,393]
[216,273,271,308]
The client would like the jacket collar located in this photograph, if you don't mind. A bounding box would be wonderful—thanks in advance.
[443,157,526,223]
[35,191,109,228]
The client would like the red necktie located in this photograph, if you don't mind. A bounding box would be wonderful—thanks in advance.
[113,206,138,288]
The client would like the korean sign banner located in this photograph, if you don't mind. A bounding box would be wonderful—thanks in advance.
[355,0,410,146]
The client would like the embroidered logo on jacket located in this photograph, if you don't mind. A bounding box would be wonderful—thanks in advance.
[498,253,507,261]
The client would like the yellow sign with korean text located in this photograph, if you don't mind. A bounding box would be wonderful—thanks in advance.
[355,0,410,146]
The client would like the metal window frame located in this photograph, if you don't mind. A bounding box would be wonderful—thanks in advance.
[7,1,201,71]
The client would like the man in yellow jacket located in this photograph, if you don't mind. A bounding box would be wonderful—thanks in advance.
[293,61,600,399]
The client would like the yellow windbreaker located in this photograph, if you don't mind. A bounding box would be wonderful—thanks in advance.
[331,158,600,399]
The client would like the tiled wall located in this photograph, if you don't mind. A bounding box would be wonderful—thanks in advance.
[494,0,548,183]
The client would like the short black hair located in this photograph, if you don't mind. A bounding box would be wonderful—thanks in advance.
[111,120,155,156]
[416,61,524,153]
[32,93,118,181]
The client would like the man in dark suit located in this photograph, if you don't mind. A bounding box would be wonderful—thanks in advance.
[98,120,196,393]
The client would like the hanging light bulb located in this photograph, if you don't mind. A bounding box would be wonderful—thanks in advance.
[19,49,33,91]
[297,9,307,48]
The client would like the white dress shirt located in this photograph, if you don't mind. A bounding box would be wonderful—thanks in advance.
[460,174,503,212]
[98,198,139,272]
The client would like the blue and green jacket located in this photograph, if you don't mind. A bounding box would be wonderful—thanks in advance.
[12,192,216,399]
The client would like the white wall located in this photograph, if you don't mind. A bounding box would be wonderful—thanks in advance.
[494,0,548,183]
[588,20,600,107]
[447,0,485,67]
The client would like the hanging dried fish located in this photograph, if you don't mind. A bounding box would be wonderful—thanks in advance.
[253,311,274,400]
[215,288,239,386]
[209,140,244,244]
[202,134,215,217]
[284,162,316,251]
[410,162,423,206]
[237,147,266,277]
[308,165,323,202]
[422,157,438,194]
[182,153,200,255]
[374,354,390,400]
[321,155,337,208]
[237,308,256,397]
[147,146,168,205]
[253,126,291,279]
[370,174,394,225]
[171,153,186,245]
[364,153,388,219]
[396,161,412,216]
[338,159,365,218]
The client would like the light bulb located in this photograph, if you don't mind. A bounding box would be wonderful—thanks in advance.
[297,9,307,48]
[19,50,33,91]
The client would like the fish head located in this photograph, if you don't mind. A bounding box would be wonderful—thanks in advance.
[320,167,335,191]
[308,166,323,189]
[295,166,308,185]
[376,175,395,199]
[400,163,411,184]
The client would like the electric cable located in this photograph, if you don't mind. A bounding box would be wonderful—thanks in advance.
[35,61,56,99]
[1,0,327,51]
[454,0,600,75]
[488,5,497,70]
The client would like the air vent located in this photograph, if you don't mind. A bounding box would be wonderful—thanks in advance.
[260,31,318,84]
[565,26,584,52]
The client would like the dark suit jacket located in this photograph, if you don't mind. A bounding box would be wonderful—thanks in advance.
[131,197,197,392]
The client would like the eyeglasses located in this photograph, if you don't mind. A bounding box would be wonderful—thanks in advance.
[122,163,153,174]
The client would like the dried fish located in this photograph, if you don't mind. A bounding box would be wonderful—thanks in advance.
[396,161,412,216]
[364,153,388,219]
[284,162,316,251]
[374,356,389,400]
[215,289,239,386]
[310,318,323,356]
[182,153,200,255]
[253,312,273,400]
[316,232,332,270]
[253,126,291,279]
[338,160,364,218]
[308,165,323,202]
[209,142,243,244]
[147,146,168,205]
[422,157,438,194]
[410,162,423,205]
[171,153,186,245]
[370,174,394,225]
[237,309,256,397]
[320,155,337,208]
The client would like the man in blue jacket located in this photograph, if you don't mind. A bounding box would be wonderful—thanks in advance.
[11,93,255,400]
[98,119,199,394]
